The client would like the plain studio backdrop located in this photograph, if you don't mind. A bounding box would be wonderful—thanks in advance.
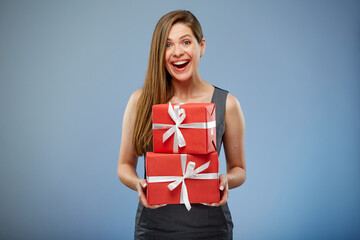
[1,0,359,239]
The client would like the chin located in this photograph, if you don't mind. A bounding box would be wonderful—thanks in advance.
[171,75,192,82]
[169,71,194,82]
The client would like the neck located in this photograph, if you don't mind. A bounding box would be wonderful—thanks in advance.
[171,72,205,100]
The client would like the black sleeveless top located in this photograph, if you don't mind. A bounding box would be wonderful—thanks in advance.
[135,86,233,240]
[212,86,228,156]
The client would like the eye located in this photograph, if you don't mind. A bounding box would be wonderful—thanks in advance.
[183,40,191,45]
[166,43,171,48]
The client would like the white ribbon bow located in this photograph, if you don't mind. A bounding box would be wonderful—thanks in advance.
[152,103,216,153]
[147,154,218,211]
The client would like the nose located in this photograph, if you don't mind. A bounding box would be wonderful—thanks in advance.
[173,44,184,57]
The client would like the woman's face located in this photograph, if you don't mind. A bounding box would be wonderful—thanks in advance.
[164,23,205,82]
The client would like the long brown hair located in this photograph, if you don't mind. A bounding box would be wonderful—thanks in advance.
[132,10,204,156]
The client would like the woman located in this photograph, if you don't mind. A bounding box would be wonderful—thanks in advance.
[118,10,246,240]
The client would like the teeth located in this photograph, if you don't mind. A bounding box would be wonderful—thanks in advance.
[173,61,188,65]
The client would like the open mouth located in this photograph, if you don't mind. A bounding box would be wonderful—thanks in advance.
[172,60,189,69]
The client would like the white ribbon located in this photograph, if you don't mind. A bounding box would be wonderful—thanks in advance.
[147,154,218,211]
[152,103,216,153]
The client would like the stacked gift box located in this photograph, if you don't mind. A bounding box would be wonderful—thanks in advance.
[146,102,220,211]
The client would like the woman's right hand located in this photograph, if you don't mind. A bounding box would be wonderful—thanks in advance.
[137,179,166,209]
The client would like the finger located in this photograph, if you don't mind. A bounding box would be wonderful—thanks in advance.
[200,203,210,206]
[210,195,227,207]
[138,190,150,208]
[138,188,167,209]
[212,195,228,207]
[219,175,228,191]
[148,204,167,209]
[148,204,160,209]
[136,180,147,196]
[212,187,229,207]
[137,180,150,208]
[137,179,167,209]
[138,179,147,189]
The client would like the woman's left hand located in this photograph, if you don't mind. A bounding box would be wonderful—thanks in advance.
[204,174,229,207]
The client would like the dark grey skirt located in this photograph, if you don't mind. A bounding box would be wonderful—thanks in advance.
[134,203,233,240]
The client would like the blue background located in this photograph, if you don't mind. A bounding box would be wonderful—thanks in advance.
[1,0,359,239]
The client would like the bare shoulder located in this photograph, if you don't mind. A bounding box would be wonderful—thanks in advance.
[129,89,143,104]
[226,93,242,113]
[225,93,245,125]
[123,89,143,121]
[126,89,142,110]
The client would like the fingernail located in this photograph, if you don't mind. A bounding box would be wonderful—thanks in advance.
[155,205,160,208]
[211,203,216,206]
[142,183,147,188]
[161,204,167,207]
[220,185,224,191]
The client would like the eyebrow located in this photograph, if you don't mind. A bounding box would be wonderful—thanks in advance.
[167,34,192,41]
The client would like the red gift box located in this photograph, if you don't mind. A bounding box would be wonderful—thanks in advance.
[152,103,216,154]
[146,152,219,211]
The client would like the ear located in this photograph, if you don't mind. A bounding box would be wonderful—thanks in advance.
[200,38,206,57]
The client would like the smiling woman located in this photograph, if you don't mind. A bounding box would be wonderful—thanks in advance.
[117,10,246,240]
[164,23,205,83]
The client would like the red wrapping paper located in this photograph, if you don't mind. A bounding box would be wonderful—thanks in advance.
[152,103,216,154]
[146,152,220,206]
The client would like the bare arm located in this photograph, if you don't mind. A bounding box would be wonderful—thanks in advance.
[223,93,246,189]
[213,93,246,206]
[117,90,163,209]
[117,89,142,191]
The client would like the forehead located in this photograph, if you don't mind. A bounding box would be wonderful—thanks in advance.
[167,23,195,40]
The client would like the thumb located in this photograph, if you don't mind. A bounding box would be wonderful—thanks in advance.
[139,179,147,189]
[219,174,227,191]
